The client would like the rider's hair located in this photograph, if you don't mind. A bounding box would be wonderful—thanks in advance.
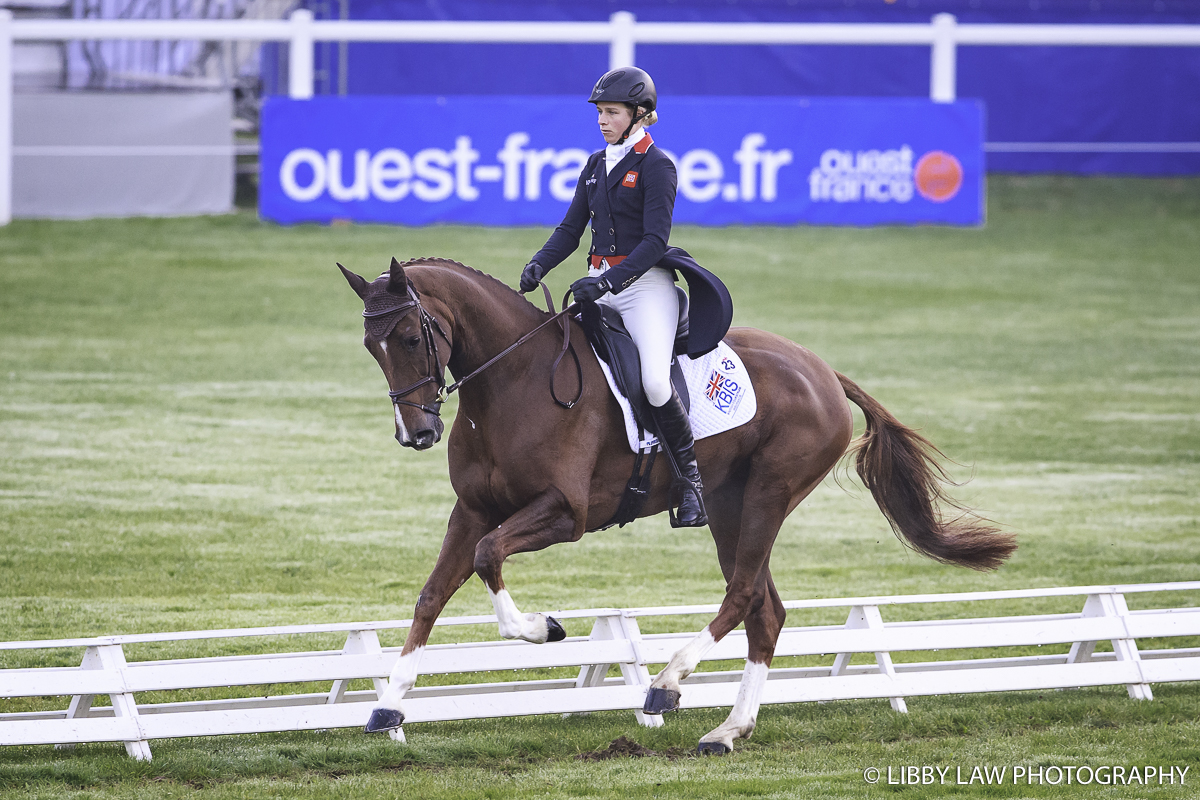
[625,103,657,127]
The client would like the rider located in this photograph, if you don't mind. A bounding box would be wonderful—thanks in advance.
[518,67,707,528]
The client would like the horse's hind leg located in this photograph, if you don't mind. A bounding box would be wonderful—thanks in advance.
[642,480,745,715]
[697,572,784,755]
[645,460,819,743]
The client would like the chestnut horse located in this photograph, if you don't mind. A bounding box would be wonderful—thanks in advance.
[339,256,1015,754]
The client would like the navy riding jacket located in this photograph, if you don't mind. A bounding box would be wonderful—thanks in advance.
[531,132,734,357]
[531,133,674,293]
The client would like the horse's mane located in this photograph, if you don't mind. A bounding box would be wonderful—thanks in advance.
[391,256,547,316]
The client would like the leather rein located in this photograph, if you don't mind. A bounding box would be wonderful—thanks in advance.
[369,279,582,417]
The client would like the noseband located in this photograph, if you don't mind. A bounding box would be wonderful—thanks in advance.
[364,278,451,417]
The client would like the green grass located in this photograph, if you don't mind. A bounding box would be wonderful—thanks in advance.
[1,175,1199,798]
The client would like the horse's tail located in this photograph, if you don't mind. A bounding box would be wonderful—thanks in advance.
[836,372,1016,571]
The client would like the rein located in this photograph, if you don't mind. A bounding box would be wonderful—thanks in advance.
[378,279,583,417]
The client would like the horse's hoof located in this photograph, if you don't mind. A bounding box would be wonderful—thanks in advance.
[642,687,681,715]
[697,740,732,756]
[364,707,405,733]
[546,616,566,642]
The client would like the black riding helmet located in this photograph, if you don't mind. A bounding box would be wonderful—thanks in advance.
[589,67,657,144]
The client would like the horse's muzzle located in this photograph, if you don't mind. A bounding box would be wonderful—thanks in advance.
[407,429,439,450]
[398,416,444,450]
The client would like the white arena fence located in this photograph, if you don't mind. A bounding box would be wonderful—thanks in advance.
[2,581,1199,761]
[2,11,1200,224]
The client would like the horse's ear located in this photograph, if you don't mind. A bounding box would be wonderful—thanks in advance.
[337,263,370,300]
[387,257,407,296]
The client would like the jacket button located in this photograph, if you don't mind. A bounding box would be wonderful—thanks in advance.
[591,228,596,234]
[610,245,616,252]
[590,211,594,217]
[609,228,615,235]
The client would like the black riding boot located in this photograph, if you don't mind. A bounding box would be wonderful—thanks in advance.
[650,388,708,528]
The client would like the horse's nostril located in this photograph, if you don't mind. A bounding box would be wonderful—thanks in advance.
[413,429,437,448]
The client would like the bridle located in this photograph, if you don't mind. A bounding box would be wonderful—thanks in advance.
[364,277,452,417]
[367,278,582,419]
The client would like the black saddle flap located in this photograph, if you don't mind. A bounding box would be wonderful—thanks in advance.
[580,301,689,437]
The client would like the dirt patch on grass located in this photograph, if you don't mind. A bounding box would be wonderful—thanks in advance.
[576,736,684,761]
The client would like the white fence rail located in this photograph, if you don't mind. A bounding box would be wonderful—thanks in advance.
[3,582,1199,761]
[3,10,1200,224]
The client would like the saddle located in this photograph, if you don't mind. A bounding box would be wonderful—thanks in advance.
[579,286,692,434]
[579,286,693,530]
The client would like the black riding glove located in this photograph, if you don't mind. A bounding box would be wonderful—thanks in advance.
[519,261,545,293]
[570,275,612,303]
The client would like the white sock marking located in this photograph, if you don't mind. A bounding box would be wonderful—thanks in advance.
[487,587,551,643]
[652,626,716,691]
[377,645,424,710]
[701,660,769,747]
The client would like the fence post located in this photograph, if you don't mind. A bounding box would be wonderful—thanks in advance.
[289,8,315,100]
[53,646,105,751]
[0,9,12,226]
[95,644,153,761]
[930,13,957,103]
[829,605,908,713]
[609,11,636,69]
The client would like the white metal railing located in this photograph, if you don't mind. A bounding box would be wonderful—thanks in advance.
[3,10,1200,223]
[3,582,1199,760]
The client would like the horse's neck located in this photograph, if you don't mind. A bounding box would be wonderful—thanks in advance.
[422,266,549,383]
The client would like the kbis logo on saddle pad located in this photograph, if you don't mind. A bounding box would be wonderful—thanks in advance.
[706,367,747,416]
[260,96,983,227]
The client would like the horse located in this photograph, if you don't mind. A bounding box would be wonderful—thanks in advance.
[338,256,1016,754]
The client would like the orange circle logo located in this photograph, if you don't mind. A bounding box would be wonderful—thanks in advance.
[914,151,963,203]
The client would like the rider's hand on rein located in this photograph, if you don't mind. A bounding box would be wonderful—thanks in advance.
[570,275,611,303]
[519,261,545,293]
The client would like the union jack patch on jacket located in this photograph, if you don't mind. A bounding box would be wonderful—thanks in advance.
[622,171,638,188]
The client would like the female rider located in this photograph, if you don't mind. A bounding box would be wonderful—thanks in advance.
[518,67,707,528]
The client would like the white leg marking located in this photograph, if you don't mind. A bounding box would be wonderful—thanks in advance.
[393,404,412,444]
[700,660,769,749]
[651,626,717,692]
[488,587,551,644]
[377,645,424,711]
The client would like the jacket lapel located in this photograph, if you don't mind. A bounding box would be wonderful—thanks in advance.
[606,133,654,191]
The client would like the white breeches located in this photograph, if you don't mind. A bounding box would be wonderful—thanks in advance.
[593,265,679,408]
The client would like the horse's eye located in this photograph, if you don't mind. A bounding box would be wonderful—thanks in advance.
[405,335,421,351]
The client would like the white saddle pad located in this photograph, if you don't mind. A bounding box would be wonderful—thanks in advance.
[596,341,758,452]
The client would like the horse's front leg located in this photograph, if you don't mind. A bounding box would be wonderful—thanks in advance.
[365,501,490,735]
[474,487,582,644]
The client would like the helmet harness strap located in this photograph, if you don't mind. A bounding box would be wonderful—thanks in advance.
[617,105,648,145]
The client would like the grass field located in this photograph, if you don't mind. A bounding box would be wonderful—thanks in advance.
[1,175,1198,798]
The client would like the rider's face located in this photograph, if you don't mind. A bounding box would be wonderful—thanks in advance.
[597,103,635,145]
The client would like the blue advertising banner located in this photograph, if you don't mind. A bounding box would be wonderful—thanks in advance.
[260,96,984,227]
